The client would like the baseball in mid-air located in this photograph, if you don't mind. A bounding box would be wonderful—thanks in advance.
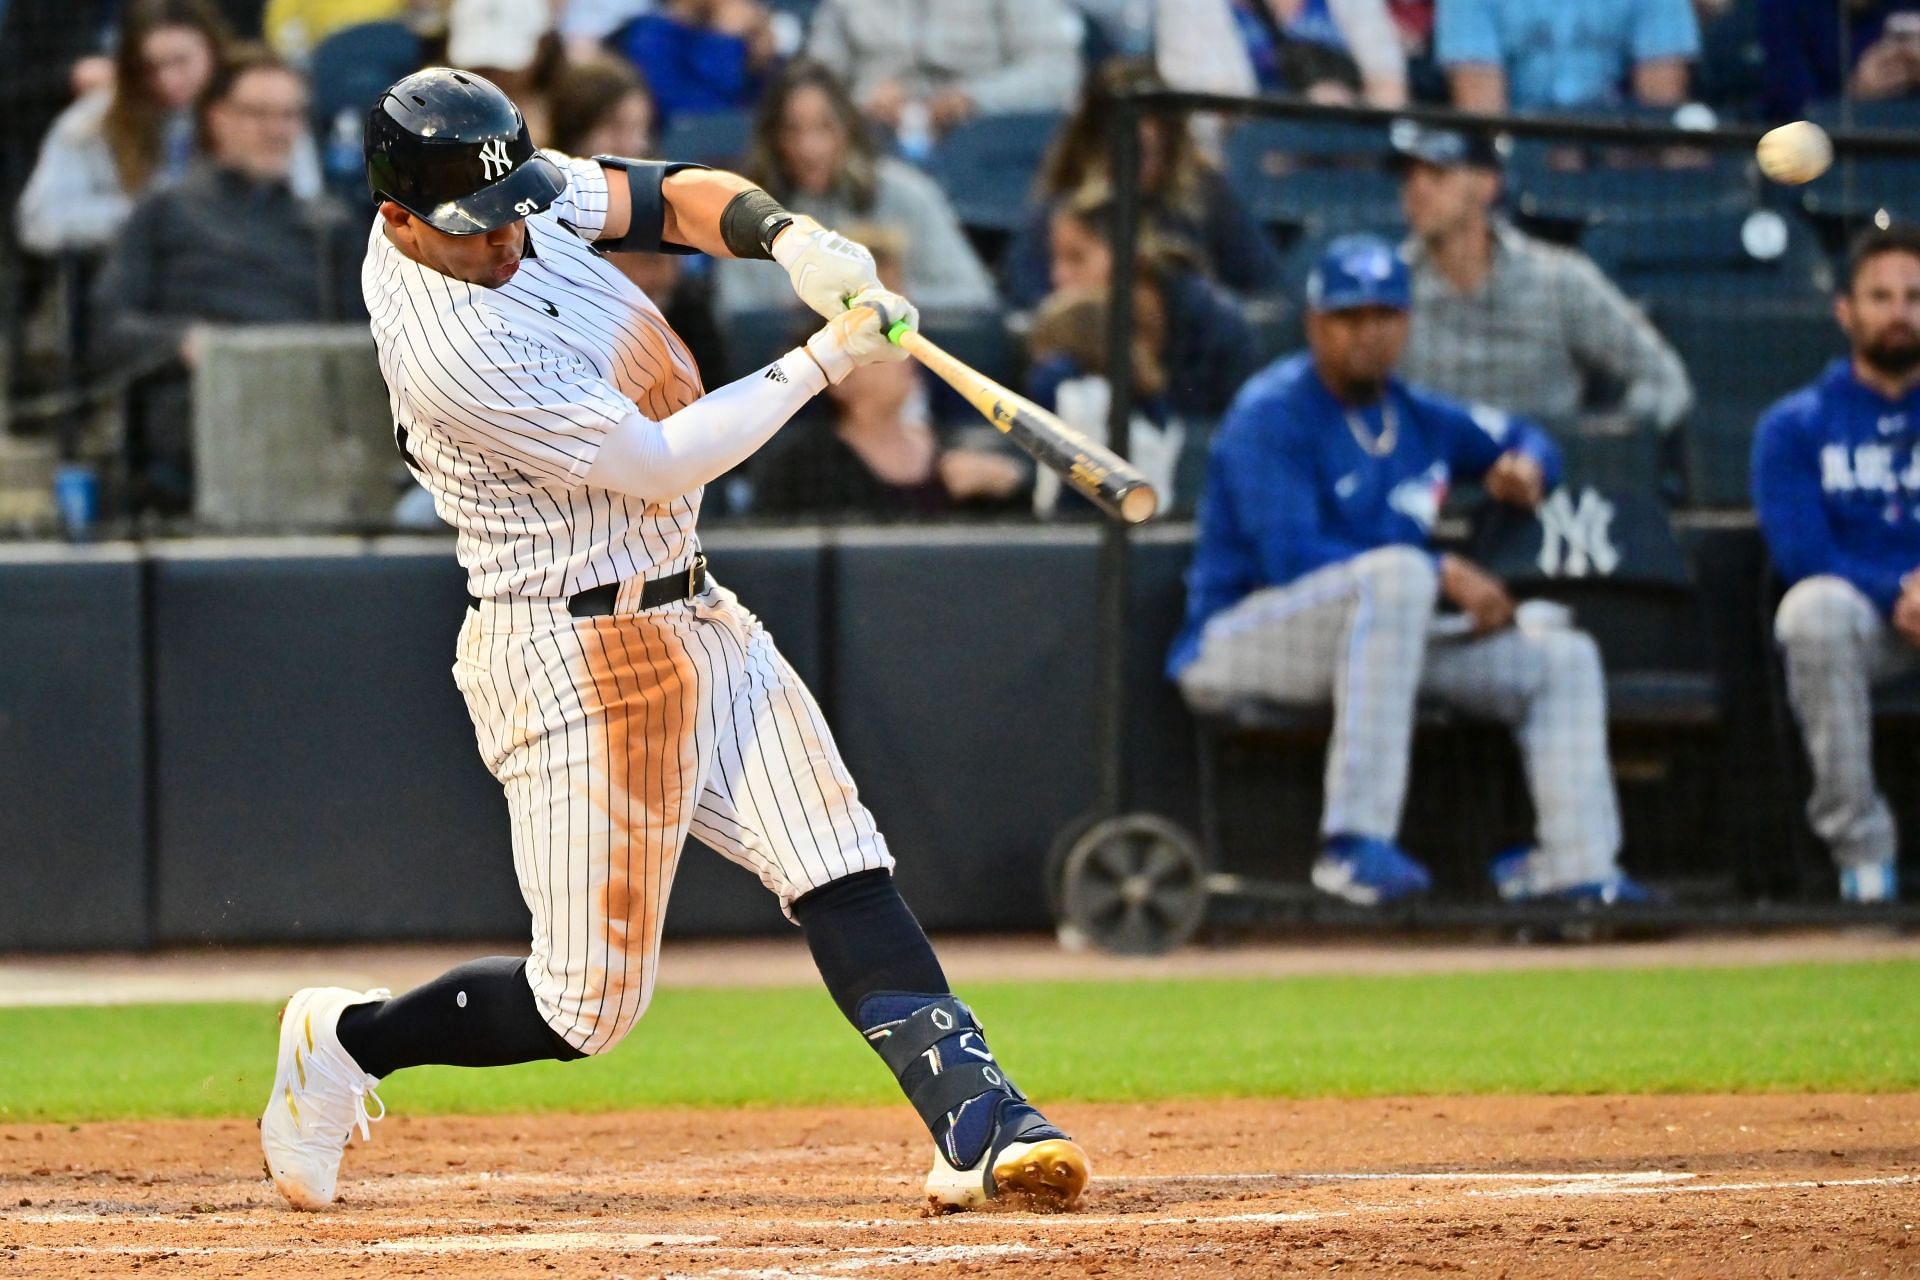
[1756,120,1833,185]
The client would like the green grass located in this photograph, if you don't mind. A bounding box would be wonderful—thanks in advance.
[4,961,1918,1123]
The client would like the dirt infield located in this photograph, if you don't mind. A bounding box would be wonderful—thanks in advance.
[5,1095,1917,1278]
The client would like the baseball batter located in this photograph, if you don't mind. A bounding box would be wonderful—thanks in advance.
[259,68,1088,1214]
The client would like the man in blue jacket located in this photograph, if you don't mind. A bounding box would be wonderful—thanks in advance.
[1753,224,1920,905]
[1169,234,1643,906]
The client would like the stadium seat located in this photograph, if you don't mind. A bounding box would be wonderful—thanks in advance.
[1807,97,1920,134]
[308,23,422,142]
[656,109,754,169]
[719,306,809,382]
[1583,208,1832,307]
[1797,155,1920,224]
[1224,117,1403,232]
[1507,142,1754,226]
[1655,303,1845,506]
[915,306,1015,388]
[926,113,1064,234]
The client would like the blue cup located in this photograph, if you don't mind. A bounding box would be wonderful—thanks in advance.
[52,463,98,539]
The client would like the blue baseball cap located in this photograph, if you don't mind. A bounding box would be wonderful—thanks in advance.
[1306,234,1411,313]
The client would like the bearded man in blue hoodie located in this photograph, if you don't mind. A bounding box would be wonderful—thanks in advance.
[1755,223,1920,906]
[1169,234,1647,909]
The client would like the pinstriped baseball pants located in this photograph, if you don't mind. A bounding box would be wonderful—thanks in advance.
[453,576,893,1055]
[1178,545,1621,889]
[1775,574,1917,868]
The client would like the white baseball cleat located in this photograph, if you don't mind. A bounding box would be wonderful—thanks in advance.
[923,1098,1090,1212]
[260,986,389,1209]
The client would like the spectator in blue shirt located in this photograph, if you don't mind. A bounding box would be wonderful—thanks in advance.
[611,0,776,127]
[1436,0,1699,113]
[1170,233,1646,908]
[1754,224,1920,904]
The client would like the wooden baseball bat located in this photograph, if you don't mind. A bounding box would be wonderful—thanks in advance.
[886,321,1159,525]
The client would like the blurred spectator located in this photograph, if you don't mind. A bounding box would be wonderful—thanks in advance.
[1044,191,1258,420]
[713,60,995,317]
[1753,224,1920,905]
[447,0,567,143]
[91,48,366,514]
[1014,189,1256,515]
[1024,283,1187,515]
[805,0,1083,134]
[262,0,425,63]
[16,0,238,254]
[548,52,657,155]
[559,0,654,62]
[1760,0,1920,119]
[609,0,776,126]
[738,237,1026,516]
[1228,0,1410,106]
[1436,0,1700,113]
[1002,58,1285,310]
[1169,233,1648,909]
[1392,122,1692,438]
[546,55,730,381]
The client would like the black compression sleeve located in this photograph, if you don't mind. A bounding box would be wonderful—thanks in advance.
[334,957,585,1077]
[792,870,950,1024]
[719,188,795,261]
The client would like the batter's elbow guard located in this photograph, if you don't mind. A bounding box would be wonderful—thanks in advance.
[592,156,709,256]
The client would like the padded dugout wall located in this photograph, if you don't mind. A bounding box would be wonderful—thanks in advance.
[828,527,1101,930]
[144,533,827,945]
[0,546,149,949]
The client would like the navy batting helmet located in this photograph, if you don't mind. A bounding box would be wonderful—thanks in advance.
[365,67,566,235]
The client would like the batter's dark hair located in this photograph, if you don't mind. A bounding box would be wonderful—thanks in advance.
[1843,223,1920,294]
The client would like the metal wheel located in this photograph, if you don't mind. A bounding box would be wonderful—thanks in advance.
[1058,814,1208,956]
[1043,809,1103,921]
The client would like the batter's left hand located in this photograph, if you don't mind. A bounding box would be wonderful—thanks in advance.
[772,215,882,320]
[1485,451,1545,509]
[804,288,918,384]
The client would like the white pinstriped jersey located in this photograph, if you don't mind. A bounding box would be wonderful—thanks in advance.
[364,153,706,599]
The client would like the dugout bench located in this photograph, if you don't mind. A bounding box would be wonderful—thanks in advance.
[1049,489,1726,954]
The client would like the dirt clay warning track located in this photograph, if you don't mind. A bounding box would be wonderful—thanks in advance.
[4,1094,1917,1278]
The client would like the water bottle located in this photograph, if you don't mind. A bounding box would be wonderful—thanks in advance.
[896,100,933,166]
[52,463,98,541]
[326,109,362,194]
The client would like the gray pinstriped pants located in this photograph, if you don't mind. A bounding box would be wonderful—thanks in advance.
[1178,545,1622,889]
[1775,575,1919,869]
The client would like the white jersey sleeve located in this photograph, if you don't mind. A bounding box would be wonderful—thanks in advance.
[540,151,611,242]
[423,320,635,484]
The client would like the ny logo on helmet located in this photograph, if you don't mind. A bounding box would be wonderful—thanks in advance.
[478,138,513,181]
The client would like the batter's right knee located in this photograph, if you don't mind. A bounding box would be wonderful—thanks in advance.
[1350,545,1440,616]
[528,956,658,1057]
[1775,576,1879,651]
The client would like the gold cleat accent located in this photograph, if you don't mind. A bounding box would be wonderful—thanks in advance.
[990,1137,1090,1210]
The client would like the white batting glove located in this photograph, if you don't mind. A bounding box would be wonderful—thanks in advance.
[772,215,882,319]
[804,288,917,385]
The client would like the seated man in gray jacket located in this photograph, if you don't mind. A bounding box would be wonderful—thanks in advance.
[806,0,1083,135]
[92,46,363,515]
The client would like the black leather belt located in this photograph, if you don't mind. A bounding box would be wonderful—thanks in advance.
[469,554,707,617]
